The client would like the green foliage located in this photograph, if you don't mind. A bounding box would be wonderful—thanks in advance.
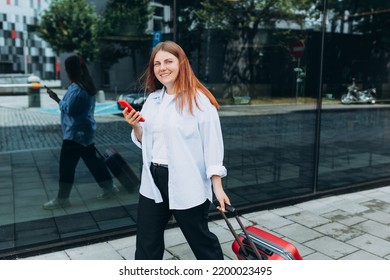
[38,0,152,70]
[195,0,312,33]
[328,0,390,44]
[99,0,151,36]
[192,0,313,87]
[97,0,152,68]
[38,0,99,61]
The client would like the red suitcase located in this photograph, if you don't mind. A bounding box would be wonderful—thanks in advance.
[216,202,303,260]
[96,147,140,193]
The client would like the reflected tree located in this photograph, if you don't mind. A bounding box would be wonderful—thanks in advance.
[193,0,313,99]
[323,0,390,91]
[38,0,99,61]
[98,0,152,79]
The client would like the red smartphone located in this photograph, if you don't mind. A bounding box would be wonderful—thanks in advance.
[118,99,145,122]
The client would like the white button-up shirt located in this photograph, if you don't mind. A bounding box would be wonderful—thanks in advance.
[131,88,227,210]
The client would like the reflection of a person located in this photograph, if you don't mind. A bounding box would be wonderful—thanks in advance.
[123,41,231,260]
[43,55,118,210]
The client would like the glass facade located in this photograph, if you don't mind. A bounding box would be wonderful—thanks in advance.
[1,0,390,258]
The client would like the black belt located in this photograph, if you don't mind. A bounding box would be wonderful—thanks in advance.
[152,162,168,168]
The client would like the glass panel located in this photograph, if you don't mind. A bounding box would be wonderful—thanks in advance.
[180,0,318,206]
[318,1,390,191]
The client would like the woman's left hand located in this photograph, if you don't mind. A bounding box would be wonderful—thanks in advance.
[212,176,230,212]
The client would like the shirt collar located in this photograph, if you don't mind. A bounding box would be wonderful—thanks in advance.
[155,87,166,104]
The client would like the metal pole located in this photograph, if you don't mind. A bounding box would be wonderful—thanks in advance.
[24,32,28,74]
[312,0,328,194]
[173,0,177,41]
[295,57,301,103]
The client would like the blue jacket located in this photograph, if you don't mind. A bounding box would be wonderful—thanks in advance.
[59,83,96,146]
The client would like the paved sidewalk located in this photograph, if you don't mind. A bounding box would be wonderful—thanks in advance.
[23,185,390,260]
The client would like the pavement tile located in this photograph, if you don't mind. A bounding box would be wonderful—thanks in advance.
[107,235,136,251]
[361,199,390,213]
[272,223,324,243]
[165,243,196,260]
[359,210,390,224]
[23,251,71,260]
[311,194,345,204]
[339,250,384,260]
[282,237,315,258]
[116,244,136,260]
[364,191,390,204]
[285,210,331,228]
[220,241,236,260]
[208,223,237,244]
[164,227,188,247]
[321,209,367,226]
[303,236,358,259]
[163,250,176,260]
[313,221,364,242]
[269,205,302,216]
[65,242,124,260]
[213,214,254,232]
[380,186,390,194]
[303,252,333,260]
[294,199,338,215]
[352,220,390,239]
[242,211,294,230]
[335,192,374,204]
[346,234,390,257]
[330,200,371,214]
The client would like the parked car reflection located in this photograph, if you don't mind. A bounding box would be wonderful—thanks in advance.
[117,92,147,111]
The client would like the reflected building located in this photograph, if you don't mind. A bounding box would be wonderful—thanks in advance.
[0,0,57,79]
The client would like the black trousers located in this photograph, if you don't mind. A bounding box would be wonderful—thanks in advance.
[135,164,223,260]
[57,140,113,199]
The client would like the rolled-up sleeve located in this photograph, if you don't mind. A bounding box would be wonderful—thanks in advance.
[206,165,227,179]
[131,129,142,149]
[197,96,227,178]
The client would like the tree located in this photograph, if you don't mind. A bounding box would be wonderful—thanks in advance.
[193,0,313,98]
[37,0,99,61]
[323,0,390,90]
[97,0,152,82]
[321,0,390,38]
[171,1,208,80]
[99,0,151,37]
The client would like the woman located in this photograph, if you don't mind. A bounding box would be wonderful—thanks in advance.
[43,55,118,210]
[123,41,230,260]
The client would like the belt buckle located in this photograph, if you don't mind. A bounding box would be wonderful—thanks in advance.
[153,162,168,168]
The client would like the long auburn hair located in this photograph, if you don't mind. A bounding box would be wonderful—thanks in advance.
[143,41,219,113]
[65,55,97,96]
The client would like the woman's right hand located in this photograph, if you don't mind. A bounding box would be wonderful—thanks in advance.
[122,107,143,128]
[123,108,143,142]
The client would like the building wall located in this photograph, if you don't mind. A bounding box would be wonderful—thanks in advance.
[0,0,57,79]
[1,0,172,90]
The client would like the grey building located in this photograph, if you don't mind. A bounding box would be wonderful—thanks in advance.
[0,0,57,78]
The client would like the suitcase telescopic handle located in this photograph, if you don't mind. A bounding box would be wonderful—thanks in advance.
[213,201,263,260]
[214,200,237,213]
